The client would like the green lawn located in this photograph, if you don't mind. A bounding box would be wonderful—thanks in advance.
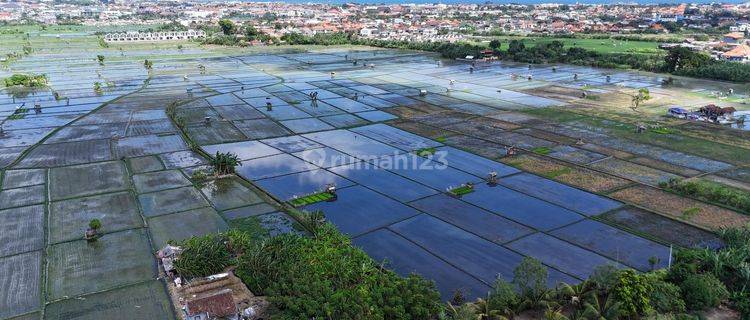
[475,36,664,55]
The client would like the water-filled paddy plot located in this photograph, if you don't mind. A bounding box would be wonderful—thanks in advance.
[0,44,738,316]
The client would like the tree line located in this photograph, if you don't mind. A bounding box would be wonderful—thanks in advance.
[277,31,750,83]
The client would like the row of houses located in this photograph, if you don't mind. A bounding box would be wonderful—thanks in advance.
[103,30,206,42]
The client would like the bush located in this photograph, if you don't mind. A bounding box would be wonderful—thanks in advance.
[173,233,232,278]
[235,224,441,319]
[513,256,548,300]
[731,292,750,320]
[3,73,47,87]
[680,273,729,310]
[647,271,686,314]
[589,264,620,292]
[612,269,653,317]
[487,277,518,315]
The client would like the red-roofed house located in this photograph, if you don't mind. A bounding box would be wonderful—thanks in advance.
[722,45,750,63]
[723,32,745,44]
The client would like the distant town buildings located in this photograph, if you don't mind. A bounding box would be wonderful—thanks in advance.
[2,1,750,61]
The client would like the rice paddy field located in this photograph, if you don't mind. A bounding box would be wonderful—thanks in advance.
[1,28,750,319]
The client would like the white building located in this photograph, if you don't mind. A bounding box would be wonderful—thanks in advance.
[103,30,206,42]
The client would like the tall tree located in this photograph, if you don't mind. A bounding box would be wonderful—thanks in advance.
[218,19,236,35]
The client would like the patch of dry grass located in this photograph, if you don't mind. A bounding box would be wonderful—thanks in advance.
[501,154,630,193]
[609,185,750,230]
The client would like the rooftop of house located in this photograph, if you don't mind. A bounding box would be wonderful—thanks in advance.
[724,32,745,39]
[723,44,750,58]
[185,289,236,318]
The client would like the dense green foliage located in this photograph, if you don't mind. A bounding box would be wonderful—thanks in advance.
[661,178,750,215]
[647,271,687,314]
[202,34,243,46]
[443,225,750,319]
[663,47,750,82]
[245,24,272,42]
[3,73,47,87]
[680,273,729,310]
[174,213,750,319]
[612,269,652,316]
[666,226,750,316]
[173,231,251,278]
[210,151,241,175]
[235,223,442,319]
[218,19,236,35]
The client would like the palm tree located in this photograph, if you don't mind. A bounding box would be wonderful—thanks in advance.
[557,281,593,309]
[543,307,569,320]
[581,294,622,320]
[473,297,510,320]
[444,302,480,320]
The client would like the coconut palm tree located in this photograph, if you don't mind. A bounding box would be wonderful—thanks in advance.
[581,294,622,320]
[557,281,593,309]
[444,302,480,320]
[473,297,510,320]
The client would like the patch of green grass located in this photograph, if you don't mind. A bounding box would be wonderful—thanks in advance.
[542,167,573,179]
[521,107,587,123]
[650,127,677,134]
[584,94,600,100]
[661,179,750,215]
[681,207,701,220]
[531,146,552,155]
[447,184,475,197]
[415,147,437,157]
[288,191,335,207]
[6,113,24,120]
[435,136,447,143]
[479,36,664,55]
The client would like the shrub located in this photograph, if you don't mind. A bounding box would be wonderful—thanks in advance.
[88,219,102,230]
[731,292,750,320]
[3,73,48,87]
[589,264,620,292]
[487,277,518,316]
[680,273,729,310]
[647,271,686,314]
[513,256,548,300]
[234,224,441,319]
[210,151,241,175]
[612,269,653,317]
[173,233,233,278]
